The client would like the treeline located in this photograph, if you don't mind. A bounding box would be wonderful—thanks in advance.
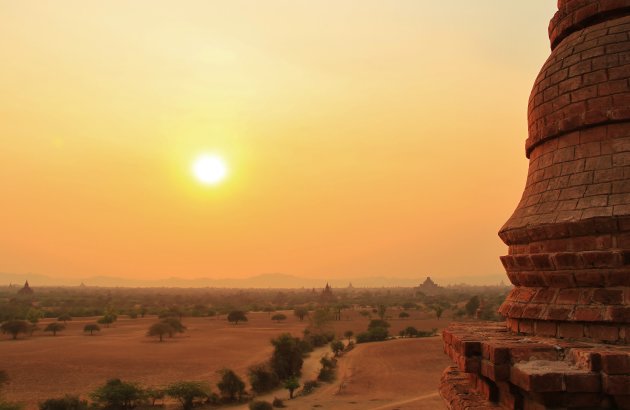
[0,285,509,323]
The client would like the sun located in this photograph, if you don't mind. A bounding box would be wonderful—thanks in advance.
[192,154,228,185]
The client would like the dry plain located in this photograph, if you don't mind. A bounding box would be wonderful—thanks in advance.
[1,309,449,409]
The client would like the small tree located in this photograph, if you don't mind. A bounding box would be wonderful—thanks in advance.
[343,330,354,341]
[227,311,247,325]
[97,314,116,328]
[1,320,30,340]
[57,314,72,324]
[145,388,165,407]
[216,369,245,401]
[330,340,344,357]
[90,379,145,410]
[26,308,43,325]
[271,313,287,323]
[44,323,65,336]
[398,311,410,319]
[147,322,174,342]
[377,304,387,320]
[160,317,186,337]
[247,364,279,394]
[465,296,480,317]
[39,395,88,410]
[165,381,209,410]
[84,324,101,336]
[293,307,308,321]
[270,333,304,380]
[433,306,444,320]
[283,377,300,399]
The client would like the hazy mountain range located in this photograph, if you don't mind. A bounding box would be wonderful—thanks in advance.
[0,271,506,288]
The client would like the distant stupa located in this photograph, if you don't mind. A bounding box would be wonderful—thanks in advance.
[416,276,441,295]
[320,283,334,304]
[17,280,34,295]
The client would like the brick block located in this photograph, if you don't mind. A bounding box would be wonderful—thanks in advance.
[565,373,602,392]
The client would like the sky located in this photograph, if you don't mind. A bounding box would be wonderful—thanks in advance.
[0,1,558,284]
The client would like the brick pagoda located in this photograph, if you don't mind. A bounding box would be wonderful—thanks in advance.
[441,1,630,409]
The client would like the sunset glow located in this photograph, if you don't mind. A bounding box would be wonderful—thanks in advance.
[0,1,557,284]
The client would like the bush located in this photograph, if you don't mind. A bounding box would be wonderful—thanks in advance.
[398,311,410,319]
[249,401,272,410]
[39,395,87,410]
[399,326,418,337]
[301,380,318,395]
[216,369,245,401]
[271,397,285,408]
[165,381,210,410]
[227,311,248,325]
[330,340,344,357]
[317,367,335,382]
[271,314,287,323]
[247,364,279,394]
[90,379,145,410]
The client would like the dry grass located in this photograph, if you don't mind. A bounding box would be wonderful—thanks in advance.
[1,309,449,409]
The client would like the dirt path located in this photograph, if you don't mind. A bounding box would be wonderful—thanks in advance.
[244,337,449,410]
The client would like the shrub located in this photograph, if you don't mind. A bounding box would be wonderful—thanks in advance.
[249,401,272,410]
[247,364,279,394]
[39,395,87,410]
[271,314,287,323]
[283,377,300,399]
[400,326,418,338]
[330,340,344,357]
[90,378,145,410]
[301,380,318,395]
[165,381,210,410]
[216,369,245,401]
[398,311,410,319]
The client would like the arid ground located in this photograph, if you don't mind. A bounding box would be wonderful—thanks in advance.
[2,310,449,409]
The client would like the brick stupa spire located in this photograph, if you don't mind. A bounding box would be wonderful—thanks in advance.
[441,1,630,409]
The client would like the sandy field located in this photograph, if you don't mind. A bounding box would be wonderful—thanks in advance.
[236,337,450,410]
[1,309,448,409]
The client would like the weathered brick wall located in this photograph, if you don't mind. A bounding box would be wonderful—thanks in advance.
[498,7,630,341]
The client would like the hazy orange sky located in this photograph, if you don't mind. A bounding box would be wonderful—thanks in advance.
[0,1,557,283]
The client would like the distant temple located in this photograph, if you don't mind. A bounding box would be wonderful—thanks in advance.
[416,276,442,296]
[320,283,335,304]
[17,280,34,296]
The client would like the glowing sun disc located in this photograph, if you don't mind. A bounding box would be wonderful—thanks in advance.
[192,155,228,185]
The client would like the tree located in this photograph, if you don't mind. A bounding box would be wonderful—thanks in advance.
[271,313,287,323]
[26,308,43,325]
[1,320,30,340]
[84,324,101,336]
[147,322,173,342]
[399,326,418,338]
[433,306,444,320]
[39,395,88,410]
[216,369,245,401]
[367,319,390,331]
[97,314,116,328]
[160,317,186,337]
[283,377,300,399]
[145,388,165,407]
[293,307,308,321]
[310,309,332,328]
[465,296,480,317]
[165,381,209,410]
[398,311,410,319]
[330,340,344,357]
[57,314,72,324]
[90,379,145,410]
[377,304,387,320]
[270,333,304,380]
[343,330,354,341]
[44,323,65,336]
[227,311,247,325]
[247,364,279,394]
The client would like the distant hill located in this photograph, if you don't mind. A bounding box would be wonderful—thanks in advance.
[0,271,506,288]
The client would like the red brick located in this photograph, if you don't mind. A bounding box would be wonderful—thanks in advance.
[558,322,584,339]
[602,374,630,395]
[565,372,602,392]
[600,352,630,375]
